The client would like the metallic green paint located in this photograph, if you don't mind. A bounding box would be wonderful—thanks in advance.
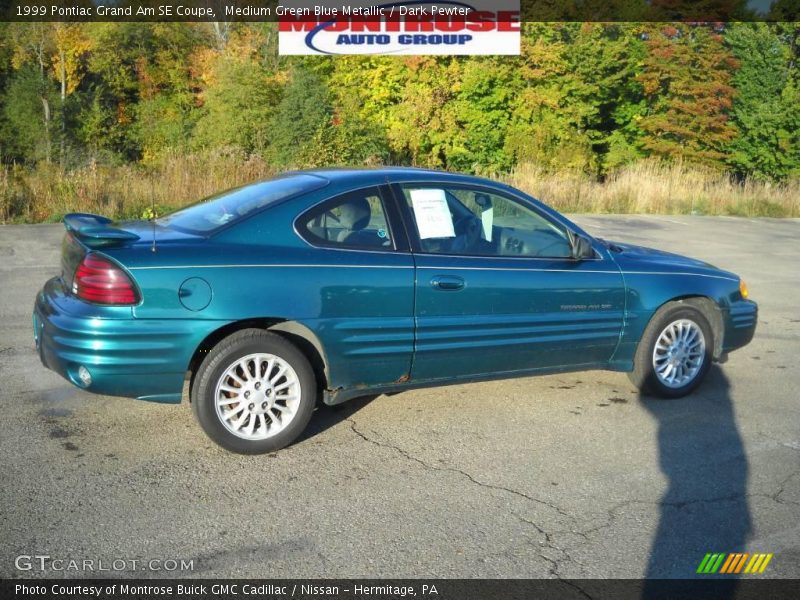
[33,168,757,405]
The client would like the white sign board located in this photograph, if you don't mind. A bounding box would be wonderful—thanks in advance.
[409,189,455,239]
[278,1,521,56]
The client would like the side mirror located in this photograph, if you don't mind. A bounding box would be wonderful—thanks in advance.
[569,232,595,260]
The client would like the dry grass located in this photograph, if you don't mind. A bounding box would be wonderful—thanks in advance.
[1,155,798,223]
[0,149,273,224]
[504,161,800,217]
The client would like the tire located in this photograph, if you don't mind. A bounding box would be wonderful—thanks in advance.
[191,329,316,454]
[628,302,713,398]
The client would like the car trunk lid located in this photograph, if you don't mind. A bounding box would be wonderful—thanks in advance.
[60,213,205,293]
[61,213,142,293]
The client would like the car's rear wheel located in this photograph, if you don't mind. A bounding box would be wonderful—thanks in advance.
[628,303,713,398]
[191,329,316,454]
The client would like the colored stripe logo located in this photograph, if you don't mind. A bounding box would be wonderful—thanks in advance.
[697,552,773,574]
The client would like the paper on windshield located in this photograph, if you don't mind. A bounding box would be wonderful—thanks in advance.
[409,189,455,239]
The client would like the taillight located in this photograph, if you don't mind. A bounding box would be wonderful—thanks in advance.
[73,254,139,305]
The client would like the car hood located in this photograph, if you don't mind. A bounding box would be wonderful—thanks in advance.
[604,240,735,278]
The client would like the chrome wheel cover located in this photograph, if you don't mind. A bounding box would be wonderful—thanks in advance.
[214,353,301,440]
[652,319,706,389]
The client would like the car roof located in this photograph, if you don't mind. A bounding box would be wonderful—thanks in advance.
[288,167,497,187]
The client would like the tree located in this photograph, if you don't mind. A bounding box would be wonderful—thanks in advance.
[327,55,421,165]
[506,23,597,172]
[266,66,333,167]
[3,64,59,163]
[637,23,738,169]
[81,23,211,162]
[726,23,800,179]
[446,58,521,172]
[193,25,282,157]
[6,23,58,163]
[51,24,92,166]
[564,23,647,173]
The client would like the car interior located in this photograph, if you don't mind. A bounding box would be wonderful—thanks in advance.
[305,192,392,249]
[302,186,574,258]
[409,188,573,258]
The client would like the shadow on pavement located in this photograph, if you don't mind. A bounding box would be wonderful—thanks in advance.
[296,394,381,444]
[641,366,751,596]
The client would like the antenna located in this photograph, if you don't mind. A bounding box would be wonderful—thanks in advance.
[151,192,157,253]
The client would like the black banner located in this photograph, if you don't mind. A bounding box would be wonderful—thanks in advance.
[4,579,800,600]
[1,0,798,23]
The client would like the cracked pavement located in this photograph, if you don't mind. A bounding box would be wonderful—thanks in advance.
[1,215,798,579]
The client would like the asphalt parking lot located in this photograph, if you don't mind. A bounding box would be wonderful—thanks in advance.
[0,215,798,579]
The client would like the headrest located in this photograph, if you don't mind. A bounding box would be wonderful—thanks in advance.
[338,198,371,231]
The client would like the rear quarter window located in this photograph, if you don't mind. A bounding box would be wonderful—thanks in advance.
[297,187,394,251]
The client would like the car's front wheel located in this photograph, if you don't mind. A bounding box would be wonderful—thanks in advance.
[192,329,316,454]
[628,302,713,398]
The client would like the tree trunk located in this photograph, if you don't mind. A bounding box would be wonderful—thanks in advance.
[59,48,66,168]
[211,21,230,51]
[41,96,51,164]
[35,36,51,164]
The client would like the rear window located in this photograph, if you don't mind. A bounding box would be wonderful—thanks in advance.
[158,173,328,234]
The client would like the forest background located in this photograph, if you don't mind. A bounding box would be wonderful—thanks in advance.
[0,20,798,222]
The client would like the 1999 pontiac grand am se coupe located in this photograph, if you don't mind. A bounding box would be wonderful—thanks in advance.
[34,168,757,454]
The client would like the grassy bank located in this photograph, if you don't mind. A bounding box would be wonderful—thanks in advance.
[1,154,798,224]
[0,150,274,224]
[504,161,800,218]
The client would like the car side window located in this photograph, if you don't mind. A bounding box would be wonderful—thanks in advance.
[298,187,393,250]
[399,184,572,258]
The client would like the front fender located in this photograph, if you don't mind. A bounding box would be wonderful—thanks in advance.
[610,269,744,370]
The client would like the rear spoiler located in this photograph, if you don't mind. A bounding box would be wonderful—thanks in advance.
[63,213,140,247]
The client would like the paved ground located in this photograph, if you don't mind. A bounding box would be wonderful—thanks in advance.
[0,215,798,580]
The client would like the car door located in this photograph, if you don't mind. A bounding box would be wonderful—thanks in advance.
[294,184,416,388]
[390,181,626,382]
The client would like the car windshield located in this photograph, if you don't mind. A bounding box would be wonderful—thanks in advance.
[157,173,328,234]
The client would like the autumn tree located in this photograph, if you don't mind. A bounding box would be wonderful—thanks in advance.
[637,23,738,168]
[0,21,797,183]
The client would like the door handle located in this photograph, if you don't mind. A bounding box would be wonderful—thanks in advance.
[430,275,465,291]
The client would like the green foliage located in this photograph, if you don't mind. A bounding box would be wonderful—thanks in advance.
[193,55,278,156]
[3,65,59,164]
[0,20,798,209]
[506,24,596,172]
[726,23,800,179]
[267,67,334,168]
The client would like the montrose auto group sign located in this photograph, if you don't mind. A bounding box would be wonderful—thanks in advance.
[277,1,520,55]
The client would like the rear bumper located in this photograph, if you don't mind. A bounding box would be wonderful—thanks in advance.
[34,277,219,403]
[722,299,758,353]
